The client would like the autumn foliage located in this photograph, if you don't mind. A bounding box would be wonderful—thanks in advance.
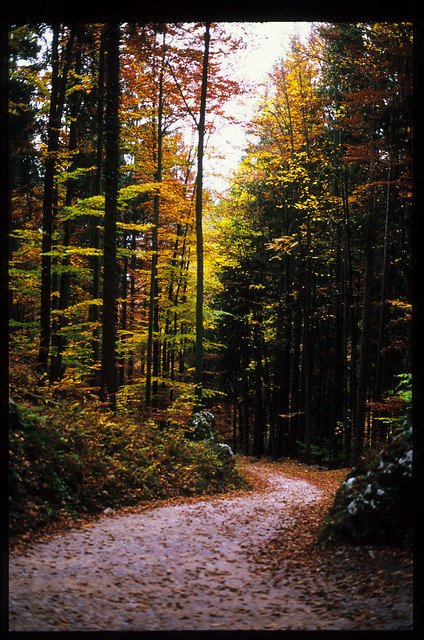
[9,370,249,540]
[9,22,412,544]
[209,23,412,464]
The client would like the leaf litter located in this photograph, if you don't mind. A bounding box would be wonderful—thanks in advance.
[9,457,412,631]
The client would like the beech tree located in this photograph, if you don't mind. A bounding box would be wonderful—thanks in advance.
[89,25,106,382]
[37,25,76,373]
[145,29,165,409]
[100,23,121,407]
[194,21,210,406]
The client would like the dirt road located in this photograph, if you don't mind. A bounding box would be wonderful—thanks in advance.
[8,460,413,631]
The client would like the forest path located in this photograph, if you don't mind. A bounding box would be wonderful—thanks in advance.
[9,459,412,631]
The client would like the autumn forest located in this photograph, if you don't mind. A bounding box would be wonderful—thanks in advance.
[9,21,413,527]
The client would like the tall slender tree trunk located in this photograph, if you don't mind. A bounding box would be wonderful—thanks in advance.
[291,278,302,453]
[318,288,331,450]
[342,250,351,466]
[194,22,210,408]
[100,22,120,408]
[90,26,105,385]
[303,319,312,463]
[301,222,313,464]
[354,165,376,458]
[49,184,60,379]
[283,252,293,456]
[329,242,344,466]
[262,343,274,456]
[273,355,285,458]
[232,381,238,453]
[37,26,75,373]
[241,329,250,455]
[146,62,164,409]
[51,28,82,383]
[127,231,137,383]
[341,169,357,459]
[253,313,264,457]
[119,246,129,388]
[375,165,391,402]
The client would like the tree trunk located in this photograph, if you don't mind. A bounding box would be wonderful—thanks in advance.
[118,246,129,388]
[341,169,357,462]
[89,25,105,385]
[354,185,376,458]
[253,315,264,458]
[100,22,120,408]
[241,327,250,455]
[51,28,82,383]
[301,222,313,464]
[127,231,137,383]
[37,26,75,373]
[273,355,285,459]
[194,22,210,407]
[232,384,238,453]
[145,61,164,409]
[291,279,302,455]
[329,244,344,466]
[374,165,391,402]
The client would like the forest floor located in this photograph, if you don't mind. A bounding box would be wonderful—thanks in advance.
[8,457,413,631]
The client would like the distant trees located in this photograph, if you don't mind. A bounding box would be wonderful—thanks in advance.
[211,23,412,464]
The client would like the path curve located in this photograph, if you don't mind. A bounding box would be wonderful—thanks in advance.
[8,462,411,631]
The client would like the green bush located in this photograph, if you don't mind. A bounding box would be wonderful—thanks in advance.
[9,397,249,538]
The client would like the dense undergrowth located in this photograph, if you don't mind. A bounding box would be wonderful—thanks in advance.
[9,354,413,550]
[9,372,250,539]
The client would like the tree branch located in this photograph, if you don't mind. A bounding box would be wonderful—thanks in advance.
[165,59,199,130]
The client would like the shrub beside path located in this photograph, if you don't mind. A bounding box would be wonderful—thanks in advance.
[9,458,413,631]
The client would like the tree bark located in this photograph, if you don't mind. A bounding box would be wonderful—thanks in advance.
[89,25,105,385]
[194,22,210,407]
[328,242,344,466]
[253,314,264,458]
[300,222,313,464]
[145,60,164,409]
[37,25,75,373]
[354,182,376,458]
[374,165,391,402]
[50,27,82,383]
[241,330,250,456]
[118,245,129,388]
[100,22,120,408]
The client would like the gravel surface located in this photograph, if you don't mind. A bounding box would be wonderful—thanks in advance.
[8,461,413,631]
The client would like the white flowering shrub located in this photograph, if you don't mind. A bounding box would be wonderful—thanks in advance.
[188,411,218,442]
[186,411,234,459]
[320,419,412,547]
